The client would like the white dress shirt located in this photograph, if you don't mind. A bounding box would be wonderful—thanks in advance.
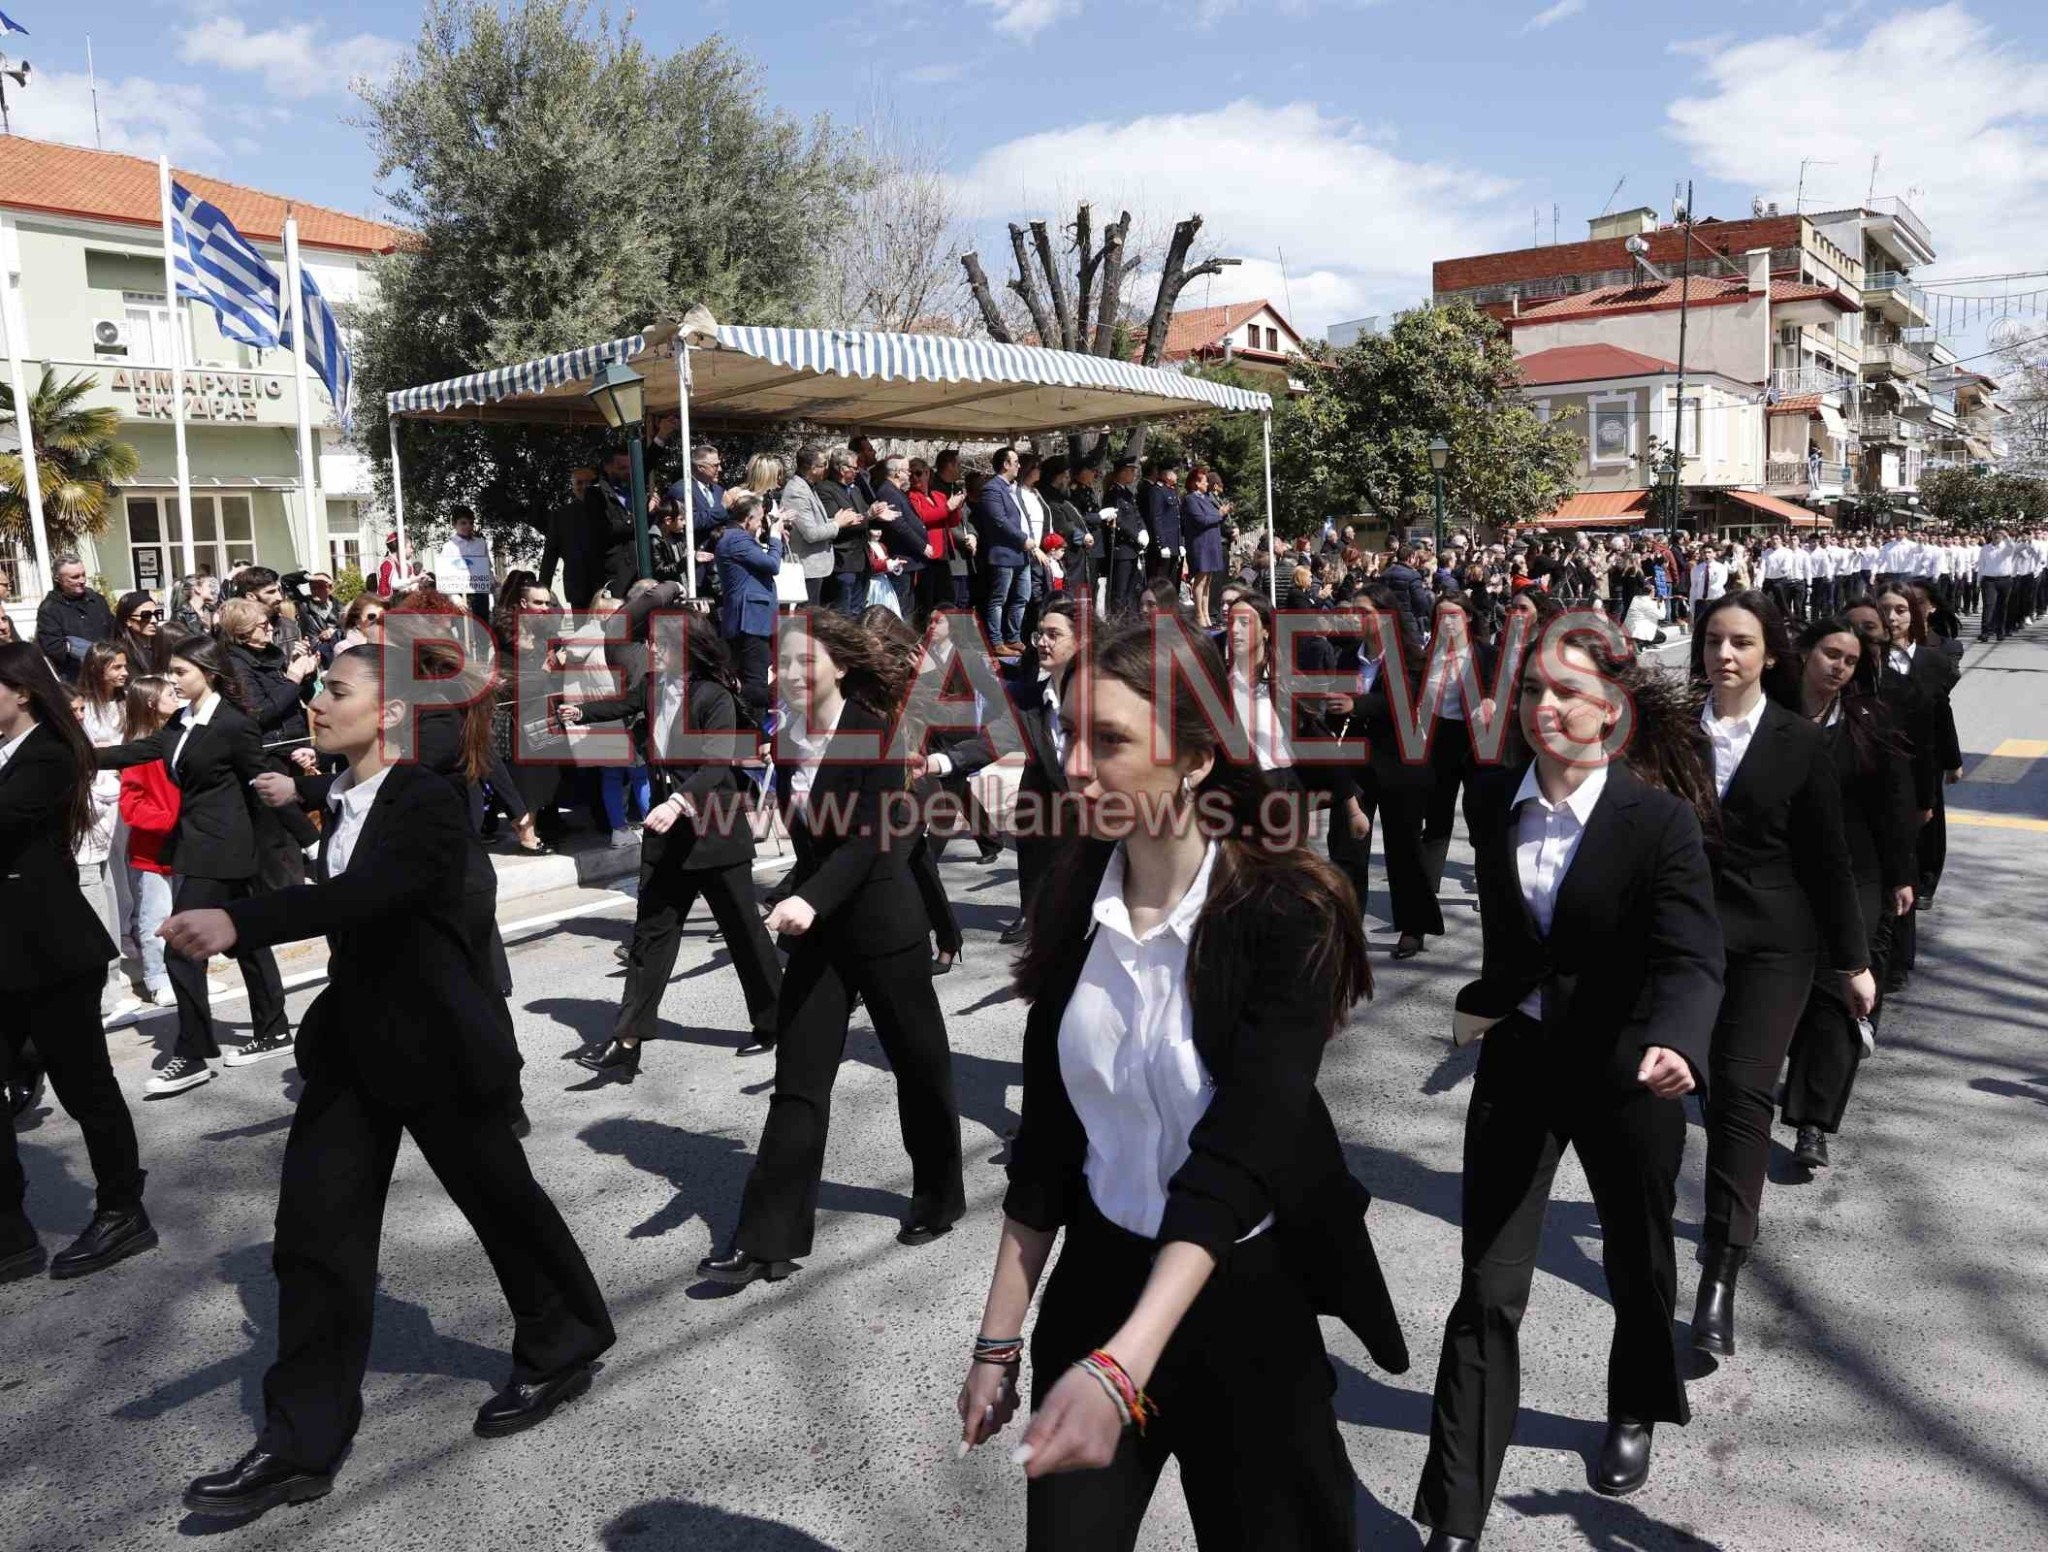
[1230,670,1294,772]
[171,691,221,772]
[0,720,34,775]
[781,700,844,809]
[1058,841,1267,1240]
[1511,762,1609,1018]
[323,765,392,877]
[651,674,686,760]
[1043,674,1068,767]
[1701,690,1767,799]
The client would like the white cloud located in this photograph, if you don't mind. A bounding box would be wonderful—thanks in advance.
[1666,5,2048,276]
[179,17,405,100]
[1521,0,1586,33]
[8,70,223,165]
[973,0,1079,42]
[947,99,1522,336]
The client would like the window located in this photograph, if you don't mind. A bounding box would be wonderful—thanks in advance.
[126,492,255,587]
[1265,327,1280,351]
[1588,394,1636,466]
[1675,395,1702,458]
[125,496,181,592]
[1531,399,1552,423]
[120,294,196,368]
[331,536,363,576]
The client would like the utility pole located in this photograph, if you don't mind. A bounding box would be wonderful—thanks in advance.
[1673,181,1693,533]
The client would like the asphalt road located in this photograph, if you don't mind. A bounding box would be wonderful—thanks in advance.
[6,623,2047,1552]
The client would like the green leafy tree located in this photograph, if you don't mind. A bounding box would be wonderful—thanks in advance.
[1917,467,1986,527]
[1271,301,1579,539]
[0,368,141,550]
[1139,363,1284,532]
[353,0,868,540]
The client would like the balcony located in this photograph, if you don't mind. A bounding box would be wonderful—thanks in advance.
[1864,270,1930,325]
[1859,412,1925,444]
[1868,196,1935,261]
[1771,366,1855,398]
[1766,458,1854,491]
[1861,339,1927,378]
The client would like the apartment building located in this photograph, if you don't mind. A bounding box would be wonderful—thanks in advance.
[1,137,398,598]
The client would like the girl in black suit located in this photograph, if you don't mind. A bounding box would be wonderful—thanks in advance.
[1413,628,1725,1549]
[1688,593,1874,1359]
[95,635,293,1096]
[0,643,156,1284]
[956,619,1404,1550]
[1873,584,1962,991]
[698,609,965,1284]
[164,644,614,1522]
[564,609,783,1070]
[1772,619,1916,1171]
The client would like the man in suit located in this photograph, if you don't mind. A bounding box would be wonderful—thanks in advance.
[818,449,870,617]
[780,444,853,607]
[998,598,1080,944]
[685,443,726,547]
[585,449,640,602]
[1141,461,1184,586]
[1103,459,1145,613]
[849,434,880,507]
[715,494,785,717]
[974,448,1033,656]
[868,455,930,620]
[538,469,601,608]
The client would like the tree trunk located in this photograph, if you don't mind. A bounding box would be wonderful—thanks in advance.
[962,251,1014,343]
[1032,220,1077,352]
[1007,224,1059,348]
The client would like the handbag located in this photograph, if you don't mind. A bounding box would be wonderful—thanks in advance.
[774,557,809,605]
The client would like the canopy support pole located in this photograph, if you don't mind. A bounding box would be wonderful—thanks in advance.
[1262,411,1278,605]
[388,418,409,584]
[676,341,697,599]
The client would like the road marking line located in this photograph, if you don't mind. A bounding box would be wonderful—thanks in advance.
[1989,739,2048,759]
[1948,809,2048,834]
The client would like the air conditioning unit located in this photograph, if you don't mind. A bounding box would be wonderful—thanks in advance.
[92,318,131,354]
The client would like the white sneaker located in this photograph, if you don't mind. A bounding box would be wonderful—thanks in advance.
[608,827,636,850]
[146,986,178,1008]
[223,1030,295,1067]
[103,995,148,1027]
[145,1056,213,1096]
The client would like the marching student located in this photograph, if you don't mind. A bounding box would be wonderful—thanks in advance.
[0,643,157,1284]
[699,610,965,1285]
[1413,626,1724,1548]
[1687,592,1873,1360]
[956,618,1405,1549]
[93,634,294,1094]
[1772,618,1916,1171]
[165,642,614,1522]
[1873,583,1962,991]
[562,608,783,1068]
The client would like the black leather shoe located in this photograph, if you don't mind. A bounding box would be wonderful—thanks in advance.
[473,1362,594,1438]
[697,1249,798,1285]
[1424,1533,1478,1551]
[50,1205,158,1280]
[1691,1241,1747,1357]
[897,1220,954,1247]
[184,1448,333,1517]
[577,1039,640,1077]
[1,1240,48,1283]
[1794,1126,1829,1169]
[737,1022,777,1057]
[976,841,1005,865]
[1594,1419,1653,1497]
[998,919,1029,946]
[1392,933,1426,960]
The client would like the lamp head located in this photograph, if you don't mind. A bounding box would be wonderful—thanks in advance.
[585,358,646,433]
[1427,436,1451,473]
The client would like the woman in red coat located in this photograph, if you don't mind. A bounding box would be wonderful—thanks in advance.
[908,458,965,621]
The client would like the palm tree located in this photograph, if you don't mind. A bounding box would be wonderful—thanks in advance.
[1,368,141,550]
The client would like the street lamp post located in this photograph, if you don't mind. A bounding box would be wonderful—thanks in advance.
[1427,436,1451,560]
[586,359,651,582]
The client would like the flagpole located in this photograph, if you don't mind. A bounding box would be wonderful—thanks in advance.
[0,249,53,596]
[282,213,322,574]
[157,157,197,581]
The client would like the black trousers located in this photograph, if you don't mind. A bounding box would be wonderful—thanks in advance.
[907,834,962,956]
[1979,576,2010,640]
[0,972,144,1246]
[258,1076,615,1472]
[167,874,290,1063]
[1328,768,1443,938]
[1420,723,1476,894]
[733,936,963,1261]
[615,855,782,1042]
[1415,1016,1688,1541]
[1917,787,1948,901]
[1702,946,1815,1248]
[1110,556,1142,615]
[1027,1195,1352,1552]
[730,633,772,719]
[1785,890,1889,1134]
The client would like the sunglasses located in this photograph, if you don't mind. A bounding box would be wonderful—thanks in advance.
[130,610,162,622]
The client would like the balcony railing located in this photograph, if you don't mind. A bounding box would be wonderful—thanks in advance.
[1771,367,1855,397]
[1868,196,1933,257]
[1864,270,1928,317]
[1862,340,1927,377]
[1766,459,1854,489]
[1859,412,1926,443]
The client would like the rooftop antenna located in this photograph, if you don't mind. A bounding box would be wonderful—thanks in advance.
[1552,203,1560,246]
[86,37,103,149]
[1795,157,1834,214]
[1867,153,1880,205]
[1277,246,1294,323]
[1597,174,1627,218]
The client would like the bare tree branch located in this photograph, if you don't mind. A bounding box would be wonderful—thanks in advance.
[1092,210,1133,355]
[1006,223,1059,346]
[1072,203,1096,350]
[961,251,1015,343]
[1031,221,1077,353]
[1138,216,1236,368]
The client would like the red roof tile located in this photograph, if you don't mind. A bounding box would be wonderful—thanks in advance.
[1517,343,1680,385]
[1148,300,1302,362]
[0,136,403,254]
[1768,395,1823,413]
[1435,215,1803,294]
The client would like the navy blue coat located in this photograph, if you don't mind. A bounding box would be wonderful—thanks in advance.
[869,482,928,572]
[715,527,784,639]
[972,475,1031,569]
[1140,480,1184,553]
[1182,491,1226,573]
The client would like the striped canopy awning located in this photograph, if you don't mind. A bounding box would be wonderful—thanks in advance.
[385,319,1272,433]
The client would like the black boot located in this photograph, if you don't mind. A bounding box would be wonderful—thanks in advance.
[1691,1241,1747,1357]
[50,1205,158,1280]
[1424,1533,1478,1552]
[1793,1125,1829,1169]
[1593,1419,1654,1496]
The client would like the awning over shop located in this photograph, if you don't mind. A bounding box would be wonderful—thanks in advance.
[1724,488,1832,527]
[1815,402,1849,442]
[386,318,1272,435]
[1526,489,1651,529]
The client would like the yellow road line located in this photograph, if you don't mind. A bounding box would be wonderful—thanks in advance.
[1989,739,2048,760]
[1948,809,2048,834]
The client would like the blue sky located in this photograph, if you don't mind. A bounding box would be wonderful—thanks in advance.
[10,0,2045,336]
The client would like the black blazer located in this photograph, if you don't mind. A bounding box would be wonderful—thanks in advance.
[1819,705,1916,900]
[1711,697,1867,972]
[539,499,607,607]
[774,698,925,955]
[0,723,117,992]
[226,761,522,1112]
[582,669,757,872]
[1462,761,1724,1090]
[1004,840,1408,1375]
[96,698,268,881]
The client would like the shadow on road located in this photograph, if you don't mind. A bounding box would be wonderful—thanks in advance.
[599,1497,839,1548]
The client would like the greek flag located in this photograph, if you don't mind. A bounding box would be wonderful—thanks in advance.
[282,267,353,431]
[168,181,284,349]
[0,11,27,36]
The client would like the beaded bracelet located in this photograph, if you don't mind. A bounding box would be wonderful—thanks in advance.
[1074,1349,1154,1434]
[972,1334,1024,1368]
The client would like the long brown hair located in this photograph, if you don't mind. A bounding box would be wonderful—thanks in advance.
[123,674,175,740]
[0,641,96,850]
[79,639,129,707]
[793,607,913,717]
[1013,618,1371,1038]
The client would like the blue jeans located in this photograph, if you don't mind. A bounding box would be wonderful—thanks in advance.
[833,570,866,618]
[986,563,1030,646]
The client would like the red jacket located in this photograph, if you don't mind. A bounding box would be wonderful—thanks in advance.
[908,486,961,562]
[119,761,180,875]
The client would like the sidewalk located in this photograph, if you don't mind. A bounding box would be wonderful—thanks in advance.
[1947,619,2048,830]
